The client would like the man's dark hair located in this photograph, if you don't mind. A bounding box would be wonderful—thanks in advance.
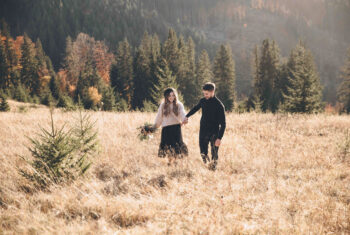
[202,82,215,91]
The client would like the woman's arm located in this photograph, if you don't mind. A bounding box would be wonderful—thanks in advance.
[153,103,163,128]
[178,102,187,122]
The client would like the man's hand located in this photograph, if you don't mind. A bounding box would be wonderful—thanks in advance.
[215,139,221,147]
[182,117,188,125]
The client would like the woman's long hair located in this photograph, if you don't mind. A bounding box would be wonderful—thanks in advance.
[163,88,179,116]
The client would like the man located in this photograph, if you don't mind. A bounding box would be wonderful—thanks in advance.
[183,82,226,170]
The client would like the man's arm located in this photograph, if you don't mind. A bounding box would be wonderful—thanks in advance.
[217,102,226,140]
[186,99,202,118]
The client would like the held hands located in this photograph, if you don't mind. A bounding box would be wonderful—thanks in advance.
[182,117,189,125]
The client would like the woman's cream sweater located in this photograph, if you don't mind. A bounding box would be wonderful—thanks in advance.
[154,102,186,128]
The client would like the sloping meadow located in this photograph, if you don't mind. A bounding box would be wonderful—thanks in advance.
[0,101,349,234]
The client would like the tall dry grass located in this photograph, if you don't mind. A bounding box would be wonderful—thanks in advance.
[0,100,350,234]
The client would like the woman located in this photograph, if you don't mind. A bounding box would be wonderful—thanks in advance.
[153,88,188,163]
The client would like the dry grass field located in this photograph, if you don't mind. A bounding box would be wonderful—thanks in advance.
[0,100,350,234]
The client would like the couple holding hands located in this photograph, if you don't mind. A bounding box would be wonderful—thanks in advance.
[153,82,226,170]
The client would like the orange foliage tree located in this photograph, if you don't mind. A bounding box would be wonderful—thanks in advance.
[61,33,114,94]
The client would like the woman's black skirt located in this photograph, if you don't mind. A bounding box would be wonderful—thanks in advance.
[158,124,188,158]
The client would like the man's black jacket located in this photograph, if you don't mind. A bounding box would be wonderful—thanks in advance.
[186,96,226,139]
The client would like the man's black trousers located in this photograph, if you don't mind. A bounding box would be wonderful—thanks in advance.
[199,129,219,161]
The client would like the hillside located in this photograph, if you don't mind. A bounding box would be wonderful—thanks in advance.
[0,101,349,233]
[1,0,349,102]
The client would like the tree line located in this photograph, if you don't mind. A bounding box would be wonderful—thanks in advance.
[1,21,350,113]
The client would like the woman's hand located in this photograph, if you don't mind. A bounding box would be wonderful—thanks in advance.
[182,117,188,125]
[215,139,221,147]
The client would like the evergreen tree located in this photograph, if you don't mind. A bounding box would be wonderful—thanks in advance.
[45,55,55,78]
[1,23,18,87]
[19,108,98,189]
[35,39,47,68]
[101,86,116,111]
[40,92,55,106]
[0,38,9,90]
[132,34,152,109]
[187,37,196,75]
[36,38,54,77]
[175,35,188,93]
[196,49,213,100]
[251,45,262,111]
[115,92,129,112]
[13,82,30,103]
[148,34,162,104]
[63,36,76,85]
[269,40,282,112]
[0,95,10,112]
[71,108,99,174]
[337,48,350,113]
[49,75,61,100]
[277,61,289,105]
[140,31,151,56]
[255,39,281,112]
[141,100,158,112]
[110,38,133,109]
[1,21,19,87]
[109,63,118,89]
[151,58,179,104]
[57,94,74,110]
[150,34,161,64]
[162,28,179,75]
[213,44,236,111]
[75,59,102,109]
[252,94,263,112]
[35,39,51,96]
[20,34,40,96]
[183,37,197,107]
[173,35,197,107]
[283,41,323,113]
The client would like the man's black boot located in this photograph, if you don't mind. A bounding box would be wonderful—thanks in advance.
[201,154,210,164]
[209,160,217,171]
